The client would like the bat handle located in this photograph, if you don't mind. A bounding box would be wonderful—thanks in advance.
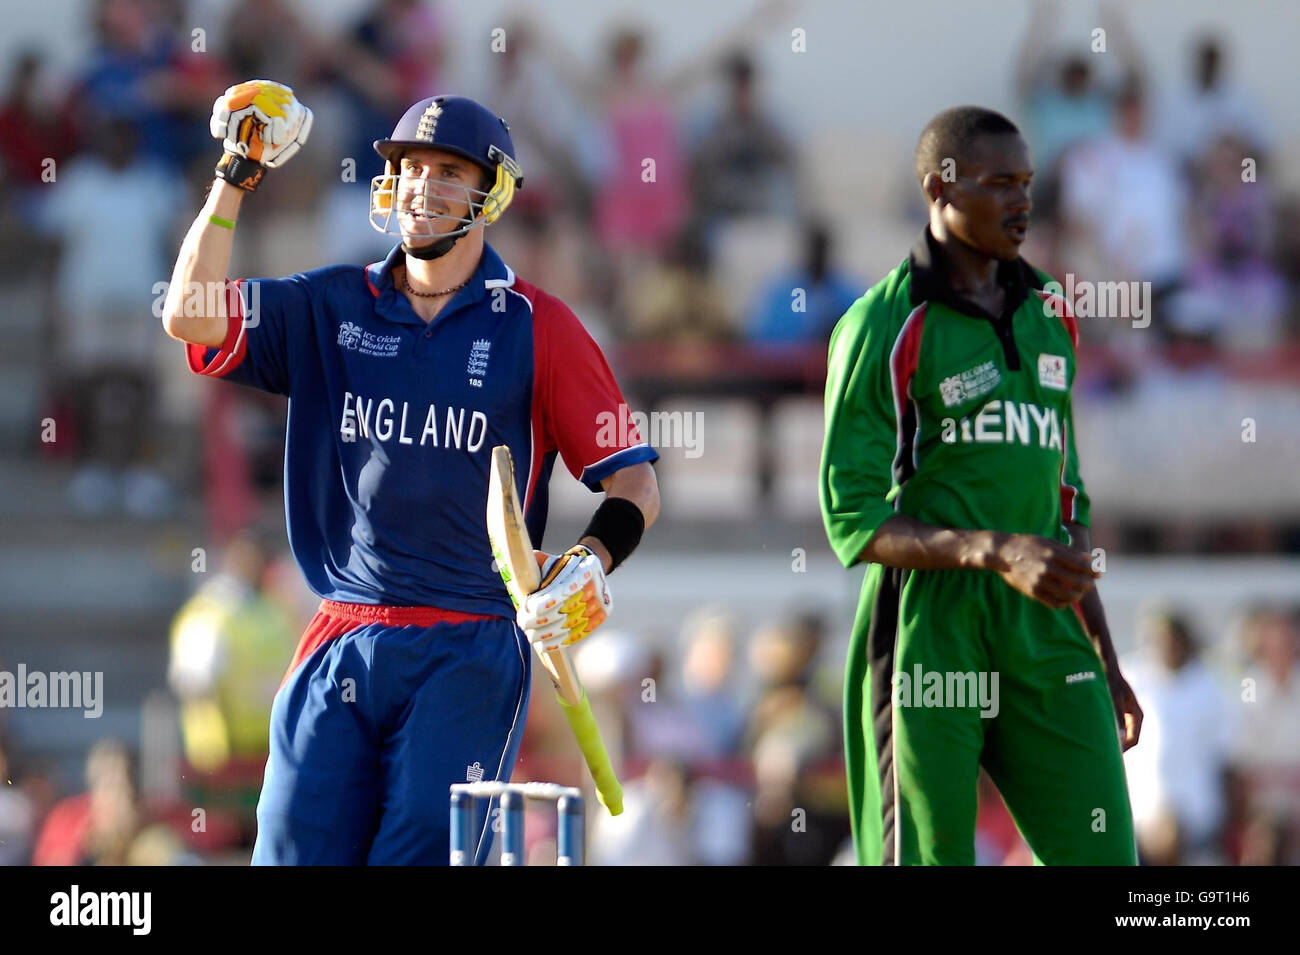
[556,688,624,816]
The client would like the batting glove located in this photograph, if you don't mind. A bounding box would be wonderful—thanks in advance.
[517,546,612,652]
[210,79,312,169]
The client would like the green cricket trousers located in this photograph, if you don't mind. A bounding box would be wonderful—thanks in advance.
[844,564,1137,865]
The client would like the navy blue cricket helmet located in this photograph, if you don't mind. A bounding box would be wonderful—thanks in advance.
[369,95,524,244]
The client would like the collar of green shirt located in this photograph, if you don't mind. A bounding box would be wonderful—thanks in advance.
[907,226,1045,323]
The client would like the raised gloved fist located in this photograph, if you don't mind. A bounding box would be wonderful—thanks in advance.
[516,546,612,653]
[210,79,312,169]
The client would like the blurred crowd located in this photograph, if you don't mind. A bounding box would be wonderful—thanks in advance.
[0,0,1293,535]
[4,590,1298,865]
[0,0,1296,529]
[0,526,307,865]
[0,0,842,529]
[1013,0,1298,382]
[1120,604,1300,866]
[0,0,1297,866]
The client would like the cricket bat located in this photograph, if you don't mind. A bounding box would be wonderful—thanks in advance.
[486,444,624,816]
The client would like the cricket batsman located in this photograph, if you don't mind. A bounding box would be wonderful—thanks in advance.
[161,81,660,864]
[819,106,1143,865]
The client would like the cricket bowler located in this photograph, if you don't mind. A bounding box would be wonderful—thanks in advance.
[161,81,660,864]
[819,106,1143,865]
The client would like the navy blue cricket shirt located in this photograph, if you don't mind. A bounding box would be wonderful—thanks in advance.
[186,243,658,618]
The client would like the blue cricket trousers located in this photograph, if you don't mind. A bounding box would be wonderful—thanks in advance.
[252,600,531,865]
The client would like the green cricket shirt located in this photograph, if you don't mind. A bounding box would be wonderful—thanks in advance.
[820,228,1089,568]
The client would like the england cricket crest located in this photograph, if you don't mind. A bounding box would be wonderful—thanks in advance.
[467,338,490,388]
[416,101,444,142]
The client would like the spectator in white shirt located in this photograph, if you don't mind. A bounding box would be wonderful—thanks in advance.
[45,116,181,517]
[1232,607,1300,843]
[1059,83,1189,303]
[1123,610,1236,864]
[1158,35,1272,169]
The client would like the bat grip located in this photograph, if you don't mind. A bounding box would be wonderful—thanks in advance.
[556,689,624,816]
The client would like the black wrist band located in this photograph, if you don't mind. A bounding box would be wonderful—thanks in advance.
[215,152,266,192]
[582,497,645,572]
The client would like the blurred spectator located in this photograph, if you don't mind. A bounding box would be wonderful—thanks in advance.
[487,204,610,325]
[570,626,652,751]
[1168,134,1288,352]
[1122,609,1236,864]
[746,613,841,865]
[1159,35,1271,168]
[197,383,287,545]
[486,15,605,218]
[747,221,860,344]
[45,116,180,518]
[623,225,734,342]
[1013,0,1142,183]
[525,3,787,267]
[1231,607,1300,861]
[1236,810,1295,866]
[1059,82,1188,327]
[540,23,688,262]
[1277,195,1300,293]
[318,0,448,265]
[73,0,172,158]
[588,759,694,865]
[0,51,73,220]
[483,19,613,323]
[688,776,752,866]
[168,528,297,774]
[260,544,319,627]
[72,0,223,169]
[0,736,35,865]
[330,0,447,175]
[622,647,719,764]
[222,0,319,93]
[1189,136,1277,263]
[689,52,795,229]
[350,0,445,111]
[677,607,747,758]
[676,608,751,865]
[32,739,141,866]
[125,821,201,865]
[975,771,1033,865]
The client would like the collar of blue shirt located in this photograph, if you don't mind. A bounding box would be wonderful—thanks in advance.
[365,241,517,328]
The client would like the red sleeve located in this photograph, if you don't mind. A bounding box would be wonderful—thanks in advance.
[531,287,658,492]
[1034,288,1079,349]
[185,280,249,377]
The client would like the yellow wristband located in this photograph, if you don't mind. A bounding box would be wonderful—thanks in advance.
[209,214,236,230]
